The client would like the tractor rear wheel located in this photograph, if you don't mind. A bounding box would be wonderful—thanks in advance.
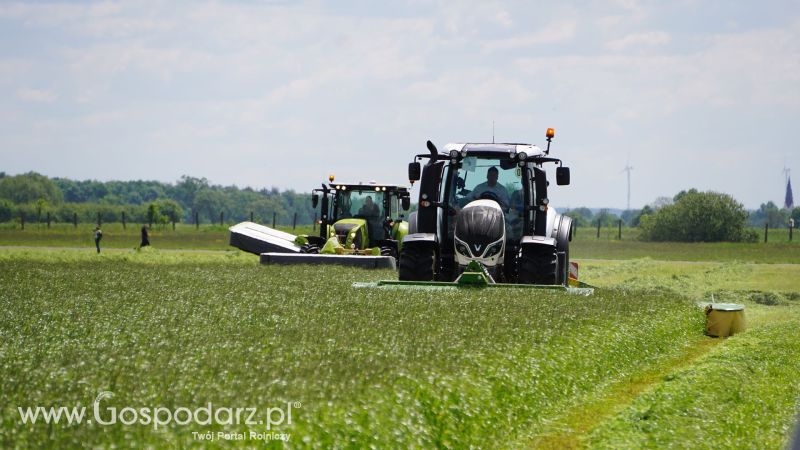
[518,246,558,285]
[398,245,435,281]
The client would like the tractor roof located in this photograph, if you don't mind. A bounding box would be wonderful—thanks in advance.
[329,182,409,192]
[443,143,546,157]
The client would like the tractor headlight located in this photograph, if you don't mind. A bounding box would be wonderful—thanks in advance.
[455,240,471,257]
[517,152,527,162]
[449,149,459,159]
[483,240,503,258]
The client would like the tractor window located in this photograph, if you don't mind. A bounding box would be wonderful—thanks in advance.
[337,189,386,243]
[452,157,527,242]
[389,194,398,219]
[454,157,523,210]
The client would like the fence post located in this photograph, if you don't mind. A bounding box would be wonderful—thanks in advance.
[172,213,176,231]
[220,211,224,226]
[195,211,199,230]
[73,212,78,228]
[122,211,126,229]
[790,224,793,241]
[596,220,601,239]
[47,212,51,229]
[21,212,25,230]
[250,211,254,222]
[293,212,297,230]
[764,223,769,243]
[272,212,276,228]
[618,219,622,240]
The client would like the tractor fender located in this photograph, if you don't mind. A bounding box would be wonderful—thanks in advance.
[520,235,556,250]
[553,214,573,250]
[402,232,439,250]
[407,211,418,235]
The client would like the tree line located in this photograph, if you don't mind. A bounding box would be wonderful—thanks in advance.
[1,171,797,242]
[0,172,317,226]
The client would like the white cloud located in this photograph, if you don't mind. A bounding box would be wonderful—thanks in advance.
[606,31,670,51]
[481,20,577,52]
[16,87,57,103]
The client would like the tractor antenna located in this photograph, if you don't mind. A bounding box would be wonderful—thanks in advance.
[622,161,634,211]
[492,120,495,144]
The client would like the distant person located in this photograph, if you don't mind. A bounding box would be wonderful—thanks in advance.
[140,225,150,248]
[93,226,103,253]
[359,196,380,217]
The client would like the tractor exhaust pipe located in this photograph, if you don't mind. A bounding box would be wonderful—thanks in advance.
[426,140,438,163]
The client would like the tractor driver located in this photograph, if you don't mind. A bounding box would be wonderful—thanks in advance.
[358,196,380,217]
[464,166,510,209]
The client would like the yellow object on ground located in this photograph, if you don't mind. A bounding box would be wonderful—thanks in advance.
[705,303,746,337]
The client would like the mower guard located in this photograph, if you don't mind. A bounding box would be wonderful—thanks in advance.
[229,221,302,255]
[353,260,594,294]
[261,252,396,269]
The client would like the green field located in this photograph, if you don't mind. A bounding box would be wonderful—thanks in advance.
[1,223,798,263]
[1,236,799,447]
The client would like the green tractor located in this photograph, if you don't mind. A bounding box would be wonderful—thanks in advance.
[297,177,412,260]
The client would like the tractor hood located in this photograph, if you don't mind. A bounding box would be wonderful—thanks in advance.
[332,218,368,249]
[454,200,505,258]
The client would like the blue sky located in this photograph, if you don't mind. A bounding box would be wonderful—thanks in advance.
[0,0,798,209]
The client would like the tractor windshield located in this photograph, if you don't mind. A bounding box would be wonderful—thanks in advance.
[450,156,528,241]
[335,189,387,243]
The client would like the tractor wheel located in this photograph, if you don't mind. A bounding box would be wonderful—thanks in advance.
[380,245,398,260]
[300,243,319,254]
[518,246,558,285]
[398,245,435,281]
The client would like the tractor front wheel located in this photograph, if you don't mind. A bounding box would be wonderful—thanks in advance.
[398,245,435,281]
[380,245,398,261]
[300,243,319,254]
[518,246,558,285]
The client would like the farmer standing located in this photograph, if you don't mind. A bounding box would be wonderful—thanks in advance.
[93,226,103,253]
[140,225,150,248]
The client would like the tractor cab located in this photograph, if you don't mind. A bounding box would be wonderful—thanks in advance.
[402,129,573,284]
[306,179,411,258]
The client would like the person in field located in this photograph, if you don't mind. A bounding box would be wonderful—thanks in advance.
[93,226,103,253]
[140,225,150,248]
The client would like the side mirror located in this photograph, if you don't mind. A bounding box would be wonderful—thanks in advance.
[311,193,319,208]
[401,196,410,211]
[556,167,570,185]
[408,162,421,182]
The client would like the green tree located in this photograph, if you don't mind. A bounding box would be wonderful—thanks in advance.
[0,172,63,204]
[640,190,754,242]
[563,207,593,227]
[154,199,183,224]
[748,201,790,228]
[147,203,160,226]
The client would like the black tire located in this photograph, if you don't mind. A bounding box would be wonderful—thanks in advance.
[300,243,319,254]
[398,245,435,281]
[518,246,558,285]
[380,245,398,261]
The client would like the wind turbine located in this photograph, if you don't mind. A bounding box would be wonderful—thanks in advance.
[622,161,634,211]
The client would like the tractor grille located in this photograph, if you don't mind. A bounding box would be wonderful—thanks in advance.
[333,223,363,248]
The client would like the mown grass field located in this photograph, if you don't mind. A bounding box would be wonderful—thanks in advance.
[1,222,798,263]
[1,239,799,447]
